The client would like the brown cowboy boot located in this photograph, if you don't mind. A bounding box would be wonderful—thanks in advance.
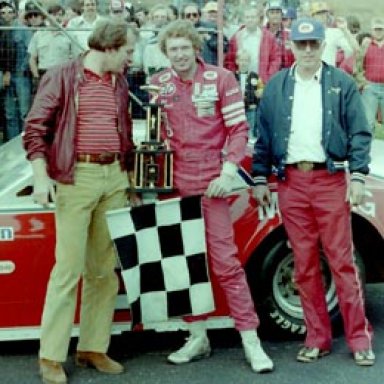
[39,358,67,384]
[75,351,124,374]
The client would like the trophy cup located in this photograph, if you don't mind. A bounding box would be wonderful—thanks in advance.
[133,86,174,192]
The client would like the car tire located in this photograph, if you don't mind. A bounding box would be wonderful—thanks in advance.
[247,237,365,340]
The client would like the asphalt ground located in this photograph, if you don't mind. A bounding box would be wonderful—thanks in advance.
[0,284,383,384]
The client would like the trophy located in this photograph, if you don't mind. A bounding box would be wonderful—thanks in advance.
[133,86,174,192]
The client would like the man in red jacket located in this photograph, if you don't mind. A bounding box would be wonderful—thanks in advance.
[224,2,281,84]
[23,19,136,384]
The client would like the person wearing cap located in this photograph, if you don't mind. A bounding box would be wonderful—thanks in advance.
[23,19,137,384]
[24,0,45,27]
[310,1,358,66]
[109,0,126,21]
[150,19,274,374]
[264,0,294,69]
[358,17,384,133]
[282,6,296,29]
[225,2,281,85]
[252,17,375,367]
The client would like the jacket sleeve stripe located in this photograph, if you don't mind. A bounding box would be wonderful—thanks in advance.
[225,114,246,126]
[221,101,244,114]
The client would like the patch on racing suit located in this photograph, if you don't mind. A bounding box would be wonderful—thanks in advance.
[225,86,241,97]
[160,83,176,96]
[158,72,172,83]
[203,70,218,80]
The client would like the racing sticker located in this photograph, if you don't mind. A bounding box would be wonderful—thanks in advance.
[203,71,218,80]
[0,227,14,241]
[0,261,16,275]
[225,87,240,97]
[160,83,176,96]
[158,72,172,83]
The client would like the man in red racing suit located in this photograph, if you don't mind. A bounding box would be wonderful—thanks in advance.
[150,20,273,373]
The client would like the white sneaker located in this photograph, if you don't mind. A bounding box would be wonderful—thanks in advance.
[241,330,274,373]
[167,335,211,364]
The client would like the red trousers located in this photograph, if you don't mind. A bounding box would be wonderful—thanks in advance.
[278,168,373,352]
[184,196,259,330]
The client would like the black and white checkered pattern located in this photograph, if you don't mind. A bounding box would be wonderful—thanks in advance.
[106,195,215,326]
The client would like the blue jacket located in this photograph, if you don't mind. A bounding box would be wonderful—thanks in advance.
[252,63,372,181]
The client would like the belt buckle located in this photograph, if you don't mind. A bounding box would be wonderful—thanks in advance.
[297,161,314,172]
[98,152,114,164]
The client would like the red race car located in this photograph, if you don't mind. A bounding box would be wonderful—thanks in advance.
[1,130,384,341]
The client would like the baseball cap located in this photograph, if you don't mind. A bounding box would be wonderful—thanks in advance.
[24,1,43,16]
[267,0,283,11]
[282,7,296,20]
[372,17,384,29]
[290,18,325,41]
[110,0,124,12]
[202,1,217,13]
[310,1,329,16]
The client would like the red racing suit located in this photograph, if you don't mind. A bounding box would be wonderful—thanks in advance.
[150,58,259,330]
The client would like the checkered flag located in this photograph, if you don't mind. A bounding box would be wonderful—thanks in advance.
[106,195,215,327]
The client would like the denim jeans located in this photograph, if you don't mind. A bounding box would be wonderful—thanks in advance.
[4,74,32,141]
[361,81,384,132]
[246,108,257,140]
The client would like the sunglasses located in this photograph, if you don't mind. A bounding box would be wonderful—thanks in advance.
[184,12,198,18]
[27,12,41,18]
[294,40,322,51]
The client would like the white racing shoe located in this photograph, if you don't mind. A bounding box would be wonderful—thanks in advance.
[240,330,274,373]
[168,321,211,364]
[167,335,211,364]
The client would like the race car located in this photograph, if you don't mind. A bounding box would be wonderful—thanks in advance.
[1,129,384,341]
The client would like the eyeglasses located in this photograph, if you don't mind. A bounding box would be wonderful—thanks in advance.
[184,12,198,18]
[294,40,322,51]
[0,10,15,15]
[27,12,41,18]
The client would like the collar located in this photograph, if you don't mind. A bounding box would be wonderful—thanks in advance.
[291,62,323,83]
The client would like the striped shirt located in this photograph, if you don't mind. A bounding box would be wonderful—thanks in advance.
[76,69,120,154]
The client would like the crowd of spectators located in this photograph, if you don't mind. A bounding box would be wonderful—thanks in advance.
[0,0,383,144]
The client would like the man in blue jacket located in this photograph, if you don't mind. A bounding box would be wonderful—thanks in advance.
[252,17,375,366]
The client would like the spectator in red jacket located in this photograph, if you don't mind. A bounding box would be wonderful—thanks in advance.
[224,2,281,84]
[264,0,294,69]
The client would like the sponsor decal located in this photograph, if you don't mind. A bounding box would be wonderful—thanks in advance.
[203,70,218,80]
[202,84,218,97]
[0,261,16,275]
[158,72,171,83]
[0,227,14,241]
[160,83,176,96]
[225,87,240,97]
[298,22,314,34]
[270,310,306,334]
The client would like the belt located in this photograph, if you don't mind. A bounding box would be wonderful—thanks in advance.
[76,152,120,165]
[287,161,327,172]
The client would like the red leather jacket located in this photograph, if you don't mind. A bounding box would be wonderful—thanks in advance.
[23,55,135,184]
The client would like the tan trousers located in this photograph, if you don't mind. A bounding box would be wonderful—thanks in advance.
[39,161,128,362]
